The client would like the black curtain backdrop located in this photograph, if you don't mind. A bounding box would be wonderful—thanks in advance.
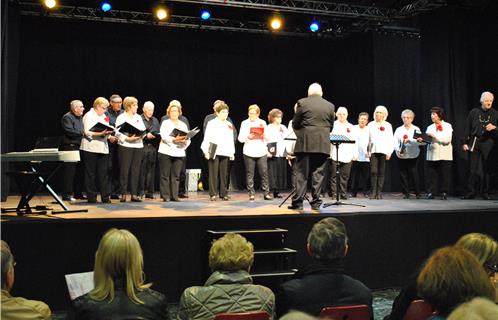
[2,4,497,197]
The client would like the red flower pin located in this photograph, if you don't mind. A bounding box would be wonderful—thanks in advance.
[380,126,385,131]
[279,127,284,133]
[228,124,233,130]
[403,134,408,139]
[436,124,443,131]
[104,116,110,123]
[346,128,351,133]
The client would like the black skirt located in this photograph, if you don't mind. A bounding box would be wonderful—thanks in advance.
[268,157,287,191]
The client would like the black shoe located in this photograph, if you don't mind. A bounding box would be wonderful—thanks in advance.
[110,194,121,200]
[415,193,421,199]
[74,194,87,200]
[101,198,111,204]
[403,193,410,199]
[461,193,475,200]
[264,194,273,200]
[145,194,155,199]
[87,198,97,204]
[481,193,491,200]
[178,193,189,199]
[441,193,447,200]
[273,193,283,198]
[288,203,303,210]
[120,195,127,202]
[340,193,348,200]
[351,192,357,198]
[426,193,434,199]
[131,196,142,202]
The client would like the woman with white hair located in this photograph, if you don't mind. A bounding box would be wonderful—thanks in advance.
[329,107,358,199]
[393,109,424,199]
[367,105,393,199]
[69,228,169,319]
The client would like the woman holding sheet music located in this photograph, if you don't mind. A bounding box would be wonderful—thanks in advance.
[115,96,146,202]
[201,101,235,201]
[80,97,112,203]
[158,103,190,202]
[265,108,288,198]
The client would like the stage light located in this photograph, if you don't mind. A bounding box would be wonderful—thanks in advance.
[200,10,211,20]
[101,2,111,12]
[43,0,57,9]
[270,17,282,31]
[155,8,168,20]
[310,21,320,32]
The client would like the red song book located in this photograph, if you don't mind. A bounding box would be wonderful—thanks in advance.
[250,127,264,140]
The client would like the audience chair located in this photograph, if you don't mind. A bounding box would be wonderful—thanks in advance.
[403,300,434,320]
[320,305,370,320]
[214,311,270,320]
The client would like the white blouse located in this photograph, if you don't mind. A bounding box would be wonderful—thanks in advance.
[238,118,268,158]
[393,124,424,159]
[265,123,288,158]
[115,113,146,149]
[330,121,358,163]
[201,117,236,158]
[353,125,370,162]
[426,121,453,161]
[80,108,109,154]
[285,120,297,156]
[368,121,394,156]
[158,119,191,157]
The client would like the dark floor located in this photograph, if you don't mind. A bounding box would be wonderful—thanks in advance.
[51,288,400,319]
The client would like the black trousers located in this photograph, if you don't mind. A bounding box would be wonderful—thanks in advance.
[138,144,157,196]
[243,155,270,195]
[292,153,328,205]
[467,147,493,195]
[268,157,287,194]
[289,158,297,191]
[158,153,183,200]
[118,146,143,196]
[427,160,451,195]
[330,160,352,196]
[81,150,109,201]
[208,156,229,197]
[370,153,387,196]
[179,156,187,195]
[398,157,420,195]
[351,161,370,194]
[60,144,84,197]
[107,143,120,196]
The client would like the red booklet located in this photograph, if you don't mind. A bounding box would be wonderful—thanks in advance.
[250,127,264,140]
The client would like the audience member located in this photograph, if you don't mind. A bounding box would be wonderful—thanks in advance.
[447,297,498,320]
[1,240,51,320]
[177,233,275,320]
[417,246,495,318]
[69,228,169,319]
[279,311,318,320]
[276,218,372,317]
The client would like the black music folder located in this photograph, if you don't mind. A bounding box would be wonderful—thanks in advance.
[267,142,277,156]
[170,127,200,139]
[413,132,433,143]
[89,122,115,133]
[117,122,146,137]
[208,142,218,159]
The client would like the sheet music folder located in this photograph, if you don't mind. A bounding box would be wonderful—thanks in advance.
[89,122,115,133]
[170,127,200,139]
[117,122,146,136]
[413,132,433,143]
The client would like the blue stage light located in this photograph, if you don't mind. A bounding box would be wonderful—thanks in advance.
[201,10,211,20]
[101,2,111,12]
[310,21,320,32]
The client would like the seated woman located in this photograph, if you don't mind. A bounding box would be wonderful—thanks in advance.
[69,228,169,320]
[178,233,275,320]
[417,246,495,319]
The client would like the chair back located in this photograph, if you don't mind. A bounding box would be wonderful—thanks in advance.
[403,300,434,320]
[214,311,270,320]
[320,305,370,320]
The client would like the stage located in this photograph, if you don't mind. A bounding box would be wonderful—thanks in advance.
[1,191,497,311]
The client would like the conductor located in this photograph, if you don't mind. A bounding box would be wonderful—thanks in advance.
[289,83,335,210]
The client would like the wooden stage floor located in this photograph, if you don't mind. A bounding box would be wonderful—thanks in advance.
[2,191,497,221]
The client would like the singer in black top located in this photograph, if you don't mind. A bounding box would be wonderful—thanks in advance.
[290,83,335,211]
[138,101,160,199]
[462,91,497,200]
[105,94,124,199]
[61,100,86,201]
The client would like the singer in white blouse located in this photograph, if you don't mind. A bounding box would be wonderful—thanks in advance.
[265,108,288,198]
[367,105,394,199]
[350,112,370,197]
[393,109,424,199]
[425,107,453,200]
[115,96,146,203]
[158,103,191,202]
[329,107,358,199]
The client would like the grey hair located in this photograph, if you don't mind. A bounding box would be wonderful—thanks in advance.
[480,91,494,103]
[374,105,389,120]
[169,100,182,108]
[308,83,323,97]
[401,109,415,119]
[307,218,348,261]
[143,101,154,111]
[70,100,83,111]
[336,106,348,116]
[1,240,14,289]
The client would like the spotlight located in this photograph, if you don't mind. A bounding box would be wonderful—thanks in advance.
[200,10,211,21]
[270,17,282,31]
[101,2,111,12]
[310,21,320,32]
[155,7,168,20]
[43,0,57,9]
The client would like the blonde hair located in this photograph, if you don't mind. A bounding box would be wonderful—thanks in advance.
[123,96,138,111]
[209,233,254,272]
[417,246,495,316]
[455,233,498,267]
[93,97,109,109]
[214,101,229,114]
[448,297,498,320]
[90,228,151,304]
[167,105,182,117]
[248,104,260,115]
